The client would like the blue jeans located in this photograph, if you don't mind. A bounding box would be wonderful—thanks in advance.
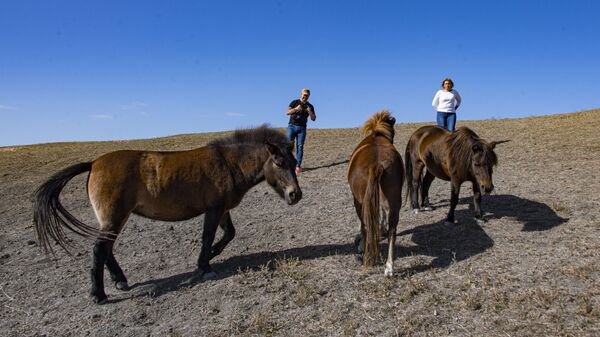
[286,124,306,167]
[436,112,456,131]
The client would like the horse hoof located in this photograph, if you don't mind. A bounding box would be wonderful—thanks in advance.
[115,281,130,291]
[90,293,108,304]
[384,269,393,277]
[202,271,217,280]
[412,209,420,215]
[355,254,363,264]
[422,206,433,211]
[475,218,486,226]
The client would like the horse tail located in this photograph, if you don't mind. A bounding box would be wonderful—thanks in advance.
[362,165,382,267]
[33,162,99,256]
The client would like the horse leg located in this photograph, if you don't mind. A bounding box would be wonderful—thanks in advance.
[379,203,388,240]
[420,171,435,211]
[90,239,111,304]
[210,211,235,259]
[472,183,485,225]
[352,197,366,256]
[106,244,129,291]
[196,208,223,278]
[410,161,424,213]
[89,194,133,304]
[445,182,461,226]
[384,208,399,277]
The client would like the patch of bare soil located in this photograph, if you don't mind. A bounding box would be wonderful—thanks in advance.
[1,110,599,336]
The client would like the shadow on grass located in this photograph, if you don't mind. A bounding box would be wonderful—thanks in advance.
[117,243,354,302]
[302,159,348,172]
[111,195,565,302]
[429,193,568,231]
[394,211,494,274]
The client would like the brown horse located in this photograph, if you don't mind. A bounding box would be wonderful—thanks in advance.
[405,125,508,226]
[33,126,302,304]
[348,111,404,276]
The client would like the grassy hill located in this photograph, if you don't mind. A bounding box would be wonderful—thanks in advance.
[1,109,599,336]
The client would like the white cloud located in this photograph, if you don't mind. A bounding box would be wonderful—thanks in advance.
[225,112,246,117]
[0,105,17,111]
[91,114,113,120]
[119,101,148,110]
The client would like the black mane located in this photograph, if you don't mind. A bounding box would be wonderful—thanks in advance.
[208,124,292,150]
[447,126,498,170]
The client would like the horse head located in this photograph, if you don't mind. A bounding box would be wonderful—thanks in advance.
[264,142,302,205]
[470,139,509,194]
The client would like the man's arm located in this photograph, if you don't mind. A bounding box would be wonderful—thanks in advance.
[287,101,302,115]
[287,105,302,115]
[307,104,316,121]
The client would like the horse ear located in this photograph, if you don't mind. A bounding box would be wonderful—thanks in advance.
[265,142,285,165]
[489,139,510,149]
[265,142,281,156]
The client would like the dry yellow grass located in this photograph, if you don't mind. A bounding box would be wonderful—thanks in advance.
[1,109,599,336]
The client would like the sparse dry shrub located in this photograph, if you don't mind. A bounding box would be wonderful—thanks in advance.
[459,290,483,311]
[291,281,318,306]
[168,331,184,337]
[487,287,510,313]
[563,261,596,281]
[576,292,600,317]
[398,314,430,336]
[550,200,571,215]
[342,320,360,337]
[358,276,396,300]
[249,312,280,335]
[275,256,308,281]
[406,275,430,298]
[534,287,558,309]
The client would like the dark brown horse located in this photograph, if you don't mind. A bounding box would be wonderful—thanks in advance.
[34,126,302,304]
[348,111,404,276]
[405,125,508,226]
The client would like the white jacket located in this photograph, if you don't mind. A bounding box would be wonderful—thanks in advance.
[432,89,461,113]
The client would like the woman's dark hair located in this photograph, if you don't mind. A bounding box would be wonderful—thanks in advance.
[441,78,454,88]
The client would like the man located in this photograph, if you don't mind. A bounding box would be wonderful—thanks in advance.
[286,88,316,173]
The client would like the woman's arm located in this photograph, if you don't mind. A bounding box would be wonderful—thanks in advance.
[454,90,462,109]
[432,90,440,109]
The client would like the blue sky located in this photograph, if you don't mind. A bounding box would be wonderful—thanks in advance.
[1,1,599,146]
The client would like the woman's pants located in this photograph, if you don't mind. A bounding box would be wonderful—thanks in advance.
[436,112,456,131]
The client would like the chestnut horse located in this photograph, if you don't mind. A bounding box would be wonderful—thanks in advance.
[348,111,404,276]
[405,125,508,226]
[34,126,302,304]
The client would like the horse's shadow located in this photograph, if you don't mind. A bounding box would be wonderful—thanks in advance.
[431,193,568,231]
[394,210,494,274]
[116,243,355,302]
[119,214,491,302]
[112,194,566,302]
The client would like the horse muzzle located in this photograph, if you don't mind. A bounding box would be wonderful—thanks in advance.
[285,186,302,205]
[482,184,494,195]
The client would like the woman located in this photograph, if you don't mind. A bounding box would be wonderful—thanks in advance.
[432,78,462,131]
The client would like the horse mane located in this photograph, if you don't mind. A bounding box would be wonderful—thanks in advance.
[447,126,498,173]
[208,124,292,150]
[361,110,395,142]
